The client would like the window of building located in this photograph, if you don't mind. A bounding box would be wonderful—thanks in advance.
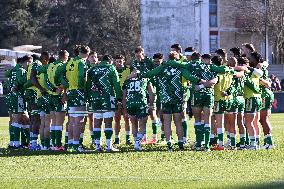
[209,0,218,27]
[210,31,218,53]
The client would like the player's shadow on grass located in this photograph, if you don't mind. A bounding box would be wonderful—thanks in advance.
[0,145,189,157]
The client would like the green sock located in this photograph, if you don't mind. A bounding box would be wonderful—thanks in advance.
[91,132,95,141]
[214,135,218,144]
[9,124,14,144]
[245,130,250,145]
[201,124,205,143]
[105,129,113,140]
[266,135,273,145]
[93,129,101,141]
[240,134,246,146]
[182,120,188,138]
[152,122,158,135]
[14,125,20,143]
[73,141,80,149]
[161,131,166,139]
[51,127,56,146]
[56,130,63,147]
[24,128,30,145]
[45,138,50,148]
[65,132,68,145]
[194,125,202,147]
[126,134,130,141]
[20,127,26,146]
[204,126,211,148]
[230,134,236,147]
[218,133,224,145]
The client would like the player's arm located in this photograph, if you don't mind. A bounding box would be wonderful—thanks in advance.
[122,88,127,109]
[17,69,27,90]
[85,69,92,100]
[147,82,156,106]
[181,68,201,84]
[244,75,260,93]
[260,78,271,88]
[78,61,86,89]
[233,70,245,78]
[210,64,231,74]
[111,66,122,101]
[31,65,46,94]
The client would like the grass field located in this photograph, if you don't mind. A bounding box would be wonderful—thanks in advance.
[0,114,283,189]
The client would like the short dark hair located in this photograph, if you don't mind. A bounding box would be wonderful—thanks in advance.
[250,52,262,63]
[171,44,182,52]
[115,54,125,60]
[73,45,81,56]
[134,46,144,53]
[102,55,113,62]
[22,55,33,62]
[237,57,249,66]
[89,51,97,56]
[215,49,226,57]
[230,47,241,57]
[243,43,255,52]
[17,57,23,64]
[169,53,176,60]
[80,45,90,54]
[59,50,69,59]
[153,53,163,59]
[40,51,50,61]
[184,47,196,52]
[31,54,39,61]
[201,54,211,59]
[191,52,201,60]
[49,56,56,63]
[211,55,222,66]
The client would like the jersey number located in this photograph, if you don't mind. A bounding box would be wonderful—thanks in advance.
[129,81,141,92]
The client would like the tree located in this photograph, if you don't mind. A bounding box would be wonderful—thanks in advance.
[43,0,140,60]
[0,0,49,49]
[233,0,284,64]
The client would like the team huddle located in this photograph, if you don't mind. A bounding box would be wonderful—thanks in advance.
[4,43,274,152]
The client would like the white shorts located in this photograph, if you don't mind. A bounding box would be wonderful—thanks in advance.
[68,107,87,118]
[93,111,115,119]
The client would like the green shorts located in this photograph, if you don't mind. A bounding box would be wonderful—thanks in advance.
[24,89,39,113]
[161,102,183,114]
[261,94,274,110]
[127,105,148,119]
[245,97,262,113]
[8,94,26,114]
[37,95,51,114]
[67,89,86,107]
[213,100,229,114]
[227,96,245,113]
[91,96,116,112]
[50,95,66,112]
[192,92,214,108]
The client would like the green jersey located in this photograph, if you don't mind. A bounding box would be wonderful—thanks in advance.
[24,60,42,90]
[123,78,149,108]
[141,60,200,104]
[244,71,261,99]
[228,75,245,97]
[86,61,122,109]
[131,56,155,74]
[37,64,56,95]
[5,64,27,95]
[260,66,273,98]
[57,56,87,90]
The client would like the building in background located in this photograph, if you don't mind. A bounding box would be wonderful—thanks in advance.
[141,0,270,60]
[141,0,209,56]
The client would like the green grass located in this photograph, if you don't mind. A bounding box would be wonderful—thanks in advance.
[0,114,283,189]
